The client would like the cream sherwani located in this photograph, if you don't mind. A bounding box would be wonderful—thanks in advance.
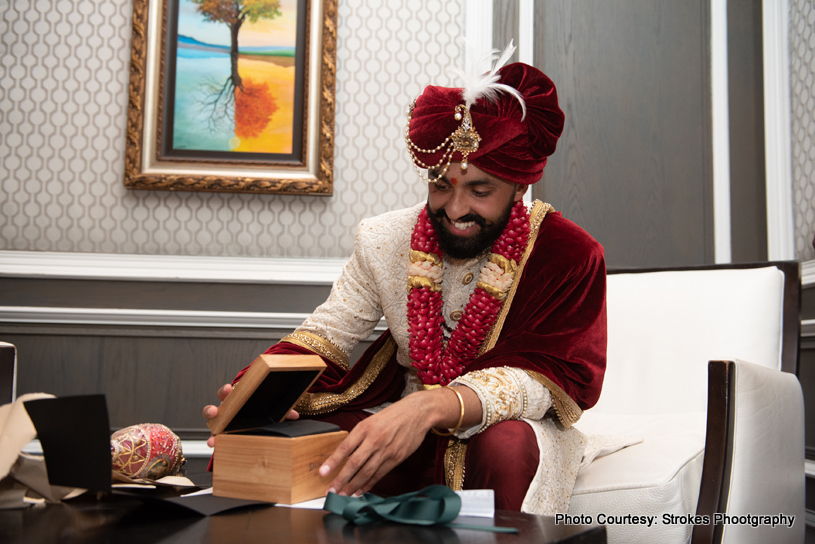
[284,202,591,514]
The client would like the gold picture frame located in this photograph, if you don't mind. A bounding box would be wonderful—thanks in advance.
[124,0,336,195]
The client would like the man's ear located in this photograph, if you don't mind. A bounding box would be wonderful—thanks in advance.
[513,184,529,202]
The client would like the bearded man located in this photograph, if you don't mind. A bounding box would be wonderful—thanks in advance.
[204,49,606,515]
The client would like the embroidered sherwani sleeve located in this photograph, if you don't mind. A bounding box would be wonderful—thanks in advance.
[450,367,552,439]
[284,226,384,370]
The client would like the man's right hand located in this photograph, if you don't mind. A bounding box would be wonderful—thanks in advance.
[203,383,299,448]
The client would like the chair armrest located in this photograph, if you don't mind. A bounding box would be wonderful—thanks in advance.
[693,360,804,544]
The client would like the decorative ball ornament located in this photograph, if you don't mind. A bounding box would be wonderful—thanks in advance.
[111,423,185,480]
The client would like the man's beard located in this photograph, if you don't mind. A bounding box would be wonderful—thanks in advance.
[427,197,515,260]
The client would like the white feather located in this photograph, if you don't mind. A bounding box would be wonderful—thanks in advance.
[451,40,527,120]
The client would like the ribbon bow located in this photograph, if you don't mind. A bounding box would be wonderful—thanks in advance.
[323,485,517,533]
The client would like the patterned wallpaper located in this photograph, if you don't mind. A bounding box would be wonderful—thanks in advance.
[791,0,815,261]
[0,0,463,258]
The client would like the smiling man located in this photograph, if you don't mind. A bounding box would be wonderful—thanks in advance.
[204,48,606,515]
[427,164,525,260]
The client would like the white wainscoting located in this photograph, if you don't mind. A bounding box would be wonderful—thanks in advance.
[0,306,388,338]
[0,250,346,285]
[0,250,392,336]
[797,260,813,341]
[0,307,312,329]
[802,259,815,288]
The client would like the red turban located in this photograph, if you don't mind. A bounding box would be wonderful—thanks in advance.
[407,63,564,185]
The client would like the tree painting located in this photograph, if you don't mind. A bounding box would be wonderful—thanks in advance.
[172,0,298,154]
[192,0,282,90]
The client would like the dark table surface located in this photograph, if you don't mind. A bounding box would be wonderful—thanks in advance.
[0,458,606,544]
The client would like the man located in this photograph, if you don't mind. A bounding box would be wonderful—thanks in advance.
[204,51,606,514]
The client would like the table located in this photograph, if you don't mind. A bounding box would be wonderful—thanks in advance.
[0,459,606,544]
[0,503,606,544]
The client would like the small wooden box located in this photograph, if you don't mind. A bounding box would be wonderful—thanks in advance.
[208,354,348,504]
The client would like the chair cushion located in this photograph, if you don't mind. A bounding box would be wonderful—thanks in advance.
[571,411,707,543]
[599,267,784,416]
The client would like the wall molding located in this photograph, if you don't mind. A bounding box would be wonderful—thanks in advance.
[803,259,815,338]
[24,438,214,458]
[519,0,533,205]
[464,0,493,70]
[0,250,346,285]
[763,0,795,260]
[0,305,387,334]
[802,259,815,287]
[0,306,310,329]
[711,0,731,264]
[802,319,815,339]
[518,0,534,65]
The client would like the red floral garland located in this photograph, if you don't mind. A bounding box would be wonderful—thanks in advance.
[407,201,531,385]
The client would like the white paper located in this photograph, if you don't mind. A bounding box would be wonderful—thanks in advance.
[455,489,495,518]
[180,487,213,497]
[278,496,325,509]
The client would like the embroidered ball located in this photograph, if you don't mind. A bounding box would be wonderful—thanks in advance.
[111,423,185,480]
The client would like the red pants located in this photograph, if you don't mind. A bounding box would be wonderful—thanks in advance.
[311,411,540,511]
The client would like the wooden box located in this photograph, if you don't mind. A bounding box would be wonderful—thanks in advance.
[208,354,347,504]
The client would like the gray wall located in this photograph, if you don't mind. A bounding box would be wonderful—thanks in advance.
[533,0,714,268]
[728,0,768,263]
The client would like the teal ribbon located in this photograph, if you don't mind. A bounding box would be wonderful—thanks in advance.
[323,485,518,534]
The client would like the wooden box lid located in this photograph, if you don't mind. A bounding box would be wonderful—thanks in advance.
[207,354,326,435]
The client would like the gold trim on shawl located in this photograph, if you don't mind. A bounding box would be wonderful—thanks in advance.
[443,438,468,491]
[479,200,553,355]
[294,336,398,415]
[524,370,583,428]
[281,331,350,370]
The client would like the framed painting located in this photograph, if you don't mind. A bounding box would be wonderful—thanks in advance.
[124,0,337,195]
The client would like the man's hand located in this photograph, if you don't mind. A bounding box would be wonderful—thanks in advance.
[203,383,299,448]
[318,386,480,497]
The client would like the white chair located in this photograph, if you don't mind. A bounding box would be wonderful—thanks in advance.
[569,262,805,544]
